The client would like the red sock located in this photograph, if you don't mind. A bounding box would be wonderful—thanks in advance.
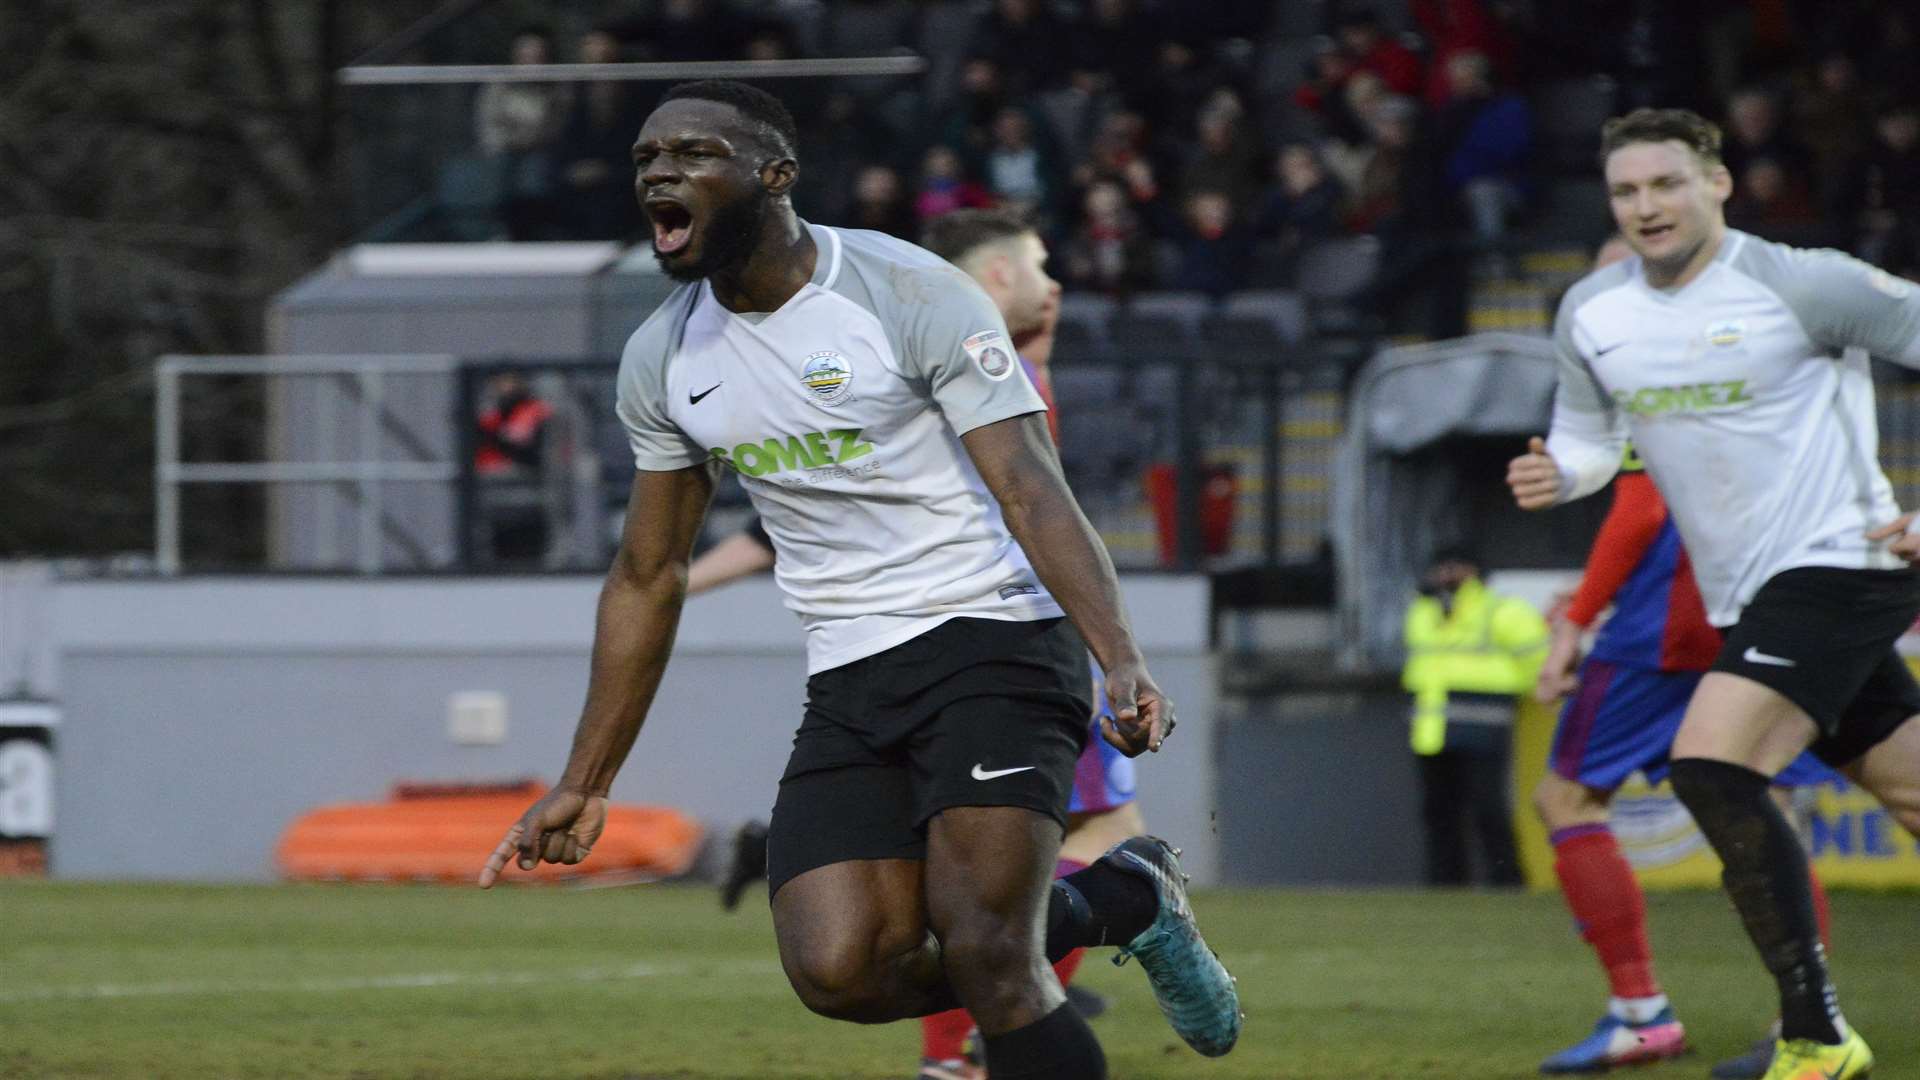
[1808,864,1832,954]
[1552,825,1660,1000]
[920,859,1095,1060]
[921,1007,975,1062]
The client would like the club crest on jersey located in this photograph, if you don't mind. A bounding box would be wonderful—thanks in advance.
[963,329,1014,381]
[1704,318,1745,347]
[800,350,854,406]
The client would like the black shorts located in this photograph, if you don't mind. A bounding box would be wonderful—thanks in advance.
[765,616,1092,898]
[1712,566,1920,767]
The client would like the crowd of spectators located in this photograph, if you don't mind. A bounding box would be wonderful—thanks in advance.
[462,0,1920,328]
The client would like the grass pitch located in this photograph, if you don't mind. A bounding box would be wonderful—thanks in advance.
[2,882,1915,1079]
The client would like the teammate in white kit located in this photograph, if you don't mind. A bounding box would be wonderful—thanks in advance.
[475,81,1239,1078]
[1508,108,1920,1080]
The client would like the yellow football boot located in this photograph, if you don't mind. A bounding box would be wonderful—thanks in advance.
[1760,1031,1872,1080]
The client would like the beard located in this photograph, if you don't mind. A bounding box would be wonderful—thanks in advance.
[656,187,771,283]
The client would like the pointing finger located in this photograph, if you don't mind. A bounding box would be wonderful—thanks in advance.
[478,825,521,888]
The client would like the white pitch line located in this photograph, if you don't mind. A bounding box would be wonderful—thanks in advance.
[0,958,784,1004]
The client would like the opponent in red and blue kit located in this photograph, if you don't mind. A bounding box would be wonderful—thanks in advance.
[1533,445,1836,1075]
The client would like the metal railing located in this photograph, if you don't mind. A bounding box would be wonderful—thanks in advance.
[154,355,460,575]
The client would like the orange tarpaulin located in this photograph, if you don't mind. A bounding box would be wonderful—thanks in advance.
[275,780,703,884]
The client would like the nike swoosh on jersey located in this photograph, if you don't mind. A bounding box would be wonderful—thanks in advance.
[689,383,722,404]
[1595,342,1629,356]
[1742,646,1797,667]
[970,764,1038,781]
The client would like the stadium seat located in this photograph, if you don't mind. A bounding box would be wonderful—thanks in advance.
[1534,75,1620,175]
[1213,289,1310,350]
[1055,292,1117,350]
[1111,291,1215,349]
[1051,364,1125,409]
[1295,236,1381,336]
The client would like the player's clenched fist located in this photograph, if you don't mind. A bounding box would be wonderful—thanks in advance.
[1507,436,1562,511]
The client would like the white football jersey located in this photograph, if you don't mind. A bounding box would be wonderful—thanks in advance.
[1546,229,1920,626]
[616,223,1061,672]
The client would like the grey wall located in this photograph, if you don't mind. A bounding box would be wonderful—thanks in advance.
[49,574,1220,884]
[1214,688,1427,886]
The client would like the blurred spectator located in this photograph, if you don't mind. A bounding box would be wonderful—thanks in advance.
[1434,51,1532,249]
[984,107,1059,218]
[1253,142,1347,280]
[974,0,1068,95]
[792,91,889,225]
[1320,71,1394,189]
[1792,51,1876,221]
[1139,39,1233,135]
[1346,95,1424,234]
[1181,106,1264,216]
[914,145,994,225]
[1855,100,1920,274]
[1068,0,1160,95]
[1855,6,1920,106]
[935,57,1018,161]
[1726,156,1824,243]
[1720,87,1808,193]
[1071,111,1161,205]
[551,28,644,241]
[1293,38,1366,141]
[1411,0,1515,107]
[847,165,916,240]
[474,372,552,564]
[1333,7,1423,98]
[473,27,568,240]
[1062,179,1157,295]
[1162,191,1257,297]
[1401,548,1546,887]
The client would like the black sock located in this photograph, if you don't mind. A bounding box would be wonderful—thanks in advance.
[981,1002,1107,1080]
[1669,757,1844,1044]
[1045,861,1158,961]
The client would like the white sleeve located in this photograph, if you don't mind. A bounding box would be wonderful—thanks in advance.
[900,265,1047,435]
[1778,248,1920,367]
[615,293,710,472]
[1545,297,1625,503]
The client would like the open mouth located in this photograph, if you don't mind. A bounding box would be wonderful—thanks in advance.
[648,200,694,256]
[1639,223,1675,242]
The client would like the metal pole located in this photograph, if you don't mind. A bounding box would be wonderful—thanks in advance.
[1263,364,1282,567]
[358,367,383,574]
[154,361,181,575]
[337,56,928,86]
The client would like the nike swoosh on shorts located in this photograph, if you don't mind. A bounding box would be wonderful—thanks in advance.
[971,764,1038,781]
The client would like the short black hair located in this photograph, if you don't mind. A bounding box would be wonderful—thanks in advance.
[1600,107,1723,168]
[658,79,799,159]
[921,209,1034,265]
[1427,545,1481,572]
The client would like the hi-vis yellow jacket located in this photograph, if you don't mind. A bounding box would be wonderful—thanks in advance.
[1401,577,1549,755]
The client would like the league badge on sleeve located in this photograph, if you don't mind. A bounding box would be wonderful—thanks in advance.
[962,330,1014,381]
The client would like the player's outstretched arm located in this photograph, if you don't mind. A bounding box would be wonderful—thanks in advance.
[961,413,1171,758]
[686,524,775,596]
[478,464,714,887]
